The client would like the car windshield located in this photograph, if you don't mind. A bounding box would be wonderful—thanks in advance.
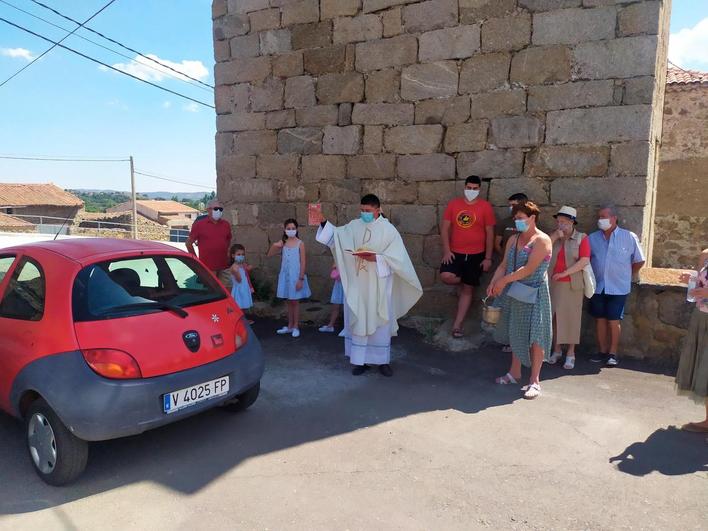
[72,254,226,321]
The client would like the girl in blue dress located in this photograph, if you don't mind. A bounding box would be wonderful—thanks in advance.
[268,218,311,338]
[319,263,344,333]
[229,244,254,320]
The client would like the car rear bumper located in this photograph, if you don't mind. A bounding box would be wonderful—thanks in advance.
[10,326,264,441]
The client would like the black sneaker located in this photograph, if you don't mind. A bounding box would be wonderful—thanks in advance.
[590,352,608,363]
[606,354,619,367]
[352,364,369,376]
[379,364,393,377]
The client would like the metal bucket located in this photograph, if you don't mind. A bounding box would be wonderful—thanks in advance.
[482,296,501,325]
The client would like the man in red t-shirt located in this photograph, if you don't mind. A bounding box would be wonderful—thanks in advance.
[440,175,496,337]
[187,199,233,289]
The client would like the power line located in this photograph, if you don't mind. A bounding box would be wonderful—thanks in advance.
[0,0,212,93]
[0,16,215,109]
[135,169,215,190]
[0,154,129,162]
[0,0,118,87]
[28,0,214,90]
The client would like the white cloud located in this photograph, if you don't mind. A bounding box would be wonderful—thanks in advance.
[0,47,36,61]
[183,102,200,113]
[162,101,172,109]
[669,17,708,71]
[109,54,209,83]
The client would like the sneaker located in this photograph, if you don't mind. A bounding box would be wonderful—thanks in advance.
[379,364,393,377]
[606,354,619,367]
[352,364,369,376]
[291,328,301,338]
[276,326,292,335]
[318,325,335,333]
[563,356,575,370]
[548,352,563,365]
[590,352,607,363]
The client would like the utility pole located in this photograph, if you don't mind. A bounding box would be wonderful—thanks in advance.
[130,155,138,239]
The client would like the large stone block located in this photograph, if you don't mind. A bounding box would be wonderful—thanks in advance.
[213,0,228,19]
[213,14,250,40]
[355,35,418,71]
[256,153,299,179]
[303,46,346,75]
[550,177,648,206]
[352,103,414,125]
[322,0,361,19]
[323,125,362,154]
[459,53,510,94]
[278,181,319,202]
[397,154,456,181]
[347,154,396,179]
[546,105,652,145]
[296,105,339,126]
[273,52,303,77]
[259,29,291,55]
[417,181,458,205]
[230,34,260,58]
[482,15,531,52]
[249,8,280,32]
[216,155,257,180]
[363,125,383,153]
[228,0,269,14]
[510,46,572,85]
[382,7,403,37]
[258,202,297,226]
[214,38,230,63]
[277,127,323,154]
[618,1,660,37]
[519,0,580,10]
[301,154,347,182]
[217,112,266,132]
[401,62,458,101]
[572,36,658,80]
[469,90,526,119]
[234,130,277,154]
[215,132,233,157]
[266,109,296,129]
[490,115,544,148]
[415,96,471,125]
[457,149,524,178]
[623,77,655,105]
[292,22,332,50]
[609,141,650,177]
[364,179,419,204]
[250,78,284,111]
[527,80,614,111]
[418,25,481,62]
[284,76,316,108]
[216,83,251,114]
[384,125,444,154]
[338,103,353,125]
[215,57,270,84]
[389,205,438,235]
[459,0,516,24]
[403,0,458,33]
[365,69,401,103]
[489,177,548,205]
[317,72,365,104]
[334,15,383,44]
[232,179,275,202]
[320,180,362,204]
[362,0,418,14]
[444,121,488,152]
[281,0,319,26]
[533,7,616,45]
[526,145,609,177]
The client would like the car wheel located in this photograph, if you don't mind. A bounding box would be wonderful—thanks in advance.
[221,381,260,412]
[26,398,88,486]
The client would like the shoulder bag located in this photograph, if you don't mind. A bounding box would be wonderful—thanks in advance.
[506,235,539,304]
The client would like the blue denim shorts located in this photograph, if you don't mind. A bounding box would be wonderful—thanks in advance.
[589,292,628,321]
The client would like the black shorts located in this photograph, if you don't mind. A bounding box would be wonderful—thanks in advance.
[440,252,485,286]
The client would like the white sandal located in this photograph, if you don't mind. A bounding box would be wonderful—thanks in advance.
[495,372,518,385]
[523,383,542,400]
[563,356,575,370]
[548,352,563,364]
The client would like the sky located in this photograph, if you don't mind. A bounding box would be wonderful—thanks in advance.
[0,0,707,194]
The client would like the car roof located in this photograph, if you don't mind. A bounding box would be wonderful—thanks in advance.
[5,238,184,261]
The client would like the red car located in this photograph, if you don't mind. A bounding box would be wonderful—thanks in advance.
[0,238,264,485]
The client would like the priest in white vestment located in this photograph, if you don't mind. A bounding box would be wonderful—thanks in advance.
[316,194,423,377]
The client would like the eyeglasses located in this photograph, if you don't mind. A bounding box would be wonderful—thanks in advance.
[212,207,223,212]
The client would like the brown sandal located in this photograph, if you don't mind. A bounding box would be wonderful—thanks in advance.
[452,328,464,338]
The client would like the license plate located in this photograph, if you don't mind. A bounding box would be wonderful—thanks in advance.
[163,376,230,414]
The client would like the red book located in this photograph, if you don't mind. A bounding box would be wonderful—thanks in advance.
[308,203,322,226]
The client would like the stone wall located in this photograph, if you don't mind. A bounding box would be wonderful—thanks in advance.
[653,83,708,268]
[212,0,671,311]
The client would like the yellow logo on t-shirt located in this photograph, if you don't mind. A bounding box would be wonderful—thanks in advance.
[456,210,476,229]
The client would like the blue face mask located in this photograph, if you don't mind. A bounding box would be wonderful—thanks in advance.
[360,212,375,223]
[515,219,529,233]
[234,255,245,263]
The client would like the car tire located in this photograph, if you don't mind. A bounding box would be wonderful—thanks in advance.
[221,381,260,412]
[25,398,88,486]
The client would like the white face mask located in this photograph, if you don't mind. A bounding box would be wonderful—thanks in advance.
[211,210,223,221]
[597,218,612,231]
[285,229,297,238]
[464,189,480,202]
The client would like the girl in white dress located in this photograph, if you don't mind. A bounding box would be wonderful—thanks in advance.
[229,244,254,321]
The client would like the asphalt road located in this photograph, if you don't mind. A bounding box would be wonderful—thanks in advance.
[0,320,706,530]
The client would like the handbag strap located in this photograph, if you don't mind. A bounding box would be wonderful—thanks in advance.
[512,234,520,271]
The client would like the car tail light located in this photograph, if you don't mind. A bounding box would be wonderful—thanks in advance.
[235,317,249,350]
[82,349,142,379]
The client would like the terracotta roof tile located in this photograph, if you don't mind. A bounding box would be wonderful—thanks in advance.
[136,200,199,213]
[0,212,33,227]
[667,66,708,85]
[0,183,83,207]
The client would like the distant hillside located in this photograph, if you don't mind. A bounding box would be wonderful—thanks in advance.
[70,190,215,213]
[72,189,211,201]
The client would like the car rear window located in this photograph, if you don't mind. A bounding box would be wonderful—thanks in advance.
[0,255,15,283]
[72,254,227,322]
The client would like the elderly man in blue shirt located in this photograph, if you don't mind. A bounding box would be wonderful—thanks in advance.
[588,205,646,366]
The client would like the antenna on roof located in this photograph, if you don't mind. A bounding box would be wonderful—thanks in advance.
[53,214,73,241]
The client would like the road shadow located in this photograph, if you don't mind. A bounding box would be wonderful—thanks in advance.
[609,426,708,476]
[0,320,673,514]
